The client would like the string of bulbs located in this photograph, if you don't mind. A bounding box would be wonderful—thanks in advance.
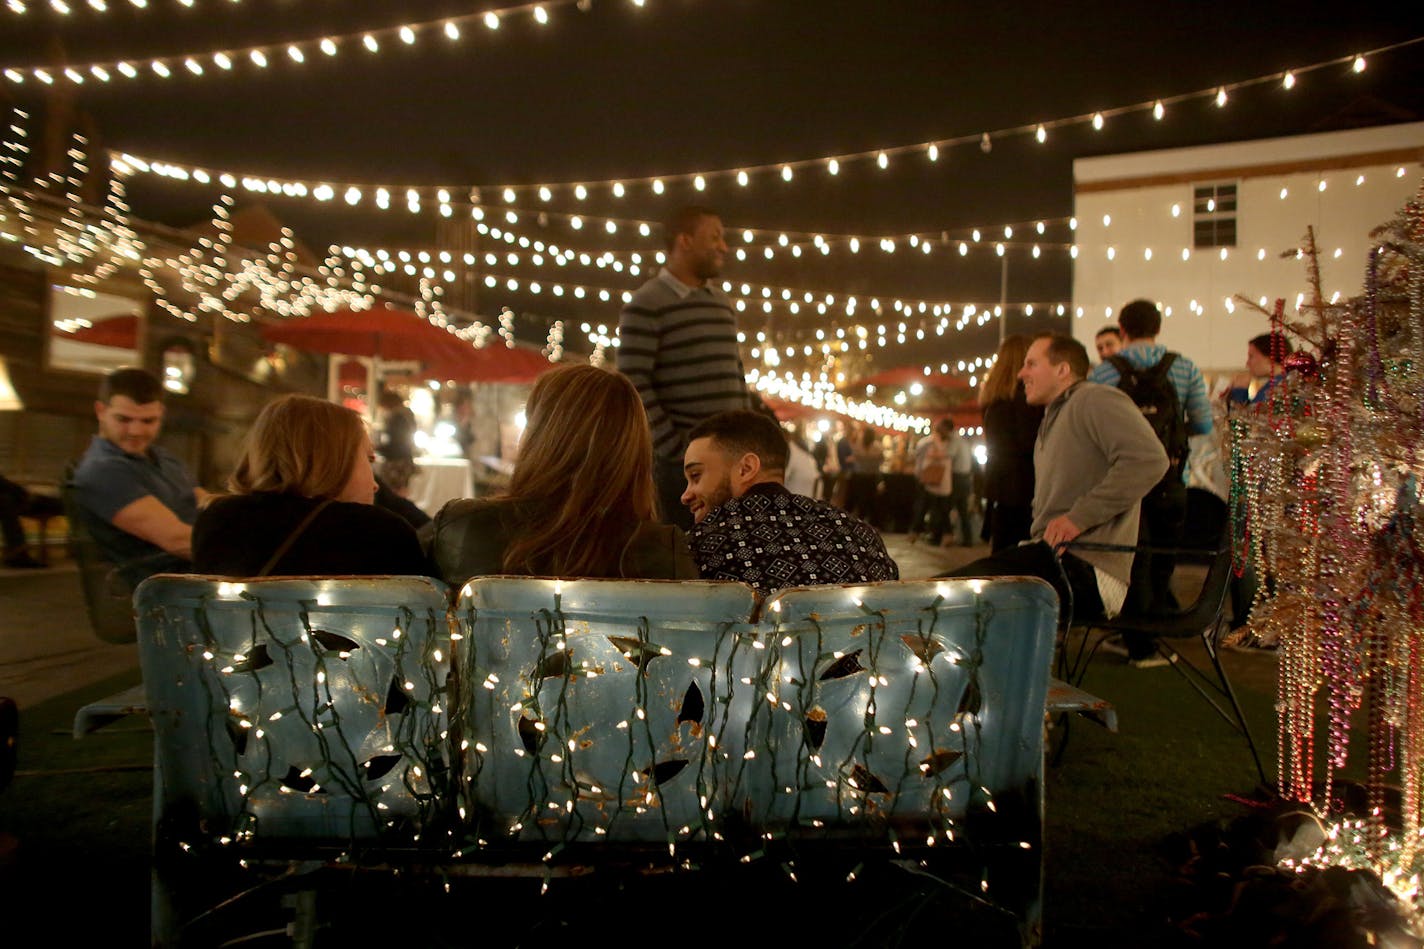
[89,36,1422,201]
[1,0,630,83]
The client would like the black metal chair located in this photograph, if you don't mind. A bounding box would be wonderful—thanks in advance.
[1056,494,1268,786]
[60,466,138,645]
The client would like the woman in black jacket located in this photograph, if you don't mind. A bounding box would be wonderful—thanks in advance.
[193,394,429,577]
[979,335,1044,553]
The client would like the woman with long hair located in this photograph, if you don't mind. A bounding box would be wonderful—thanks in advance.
[431,364,696,582]
[192,394,428,576]
[978,334,1044,552]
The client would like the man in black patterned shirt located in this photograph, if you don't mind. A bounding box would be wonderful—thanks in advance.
[681,410,899,597]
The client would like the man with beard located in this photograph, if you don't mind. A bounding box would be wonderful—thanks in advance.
[617,205,747,530]
[681,410,898,598]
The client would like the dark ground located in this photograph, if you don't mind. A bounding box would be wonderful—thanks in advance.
[0,536,1292,946]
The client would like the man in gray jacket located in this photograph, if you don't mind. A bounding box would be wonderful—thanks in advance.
[947,334,1167,627]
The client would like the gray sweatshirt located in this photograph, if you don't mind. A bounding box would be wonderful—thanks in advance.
[1031,380,1168,586]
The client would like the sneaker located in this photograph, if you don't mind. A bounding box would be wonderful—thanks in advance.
[906,533,919,545]
[1129,654,1170,670]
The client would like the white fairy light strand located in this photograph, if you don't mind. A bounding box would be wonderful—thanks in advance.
[84,35,1424,199]
[8,0,246,17]
[0,0,621,84]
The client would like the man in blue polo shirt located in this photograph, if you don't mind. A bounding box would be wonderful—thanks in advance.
[73,367,208,586]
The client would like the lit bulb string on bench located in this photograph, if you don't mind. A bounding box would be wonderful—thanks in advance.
[171,594,454,856]
[146,576,1048,921]
[93,36,1423,203]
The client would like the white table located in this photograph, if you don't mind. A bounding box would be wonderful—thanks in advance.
[411,456,474,516]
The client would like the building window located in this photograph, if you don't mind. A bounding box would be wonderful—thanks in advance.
[1193,182,1237,249]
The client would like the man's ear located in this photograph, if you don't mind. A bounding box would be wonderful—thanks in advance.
[734,451,762,487]
[93,400,106,421]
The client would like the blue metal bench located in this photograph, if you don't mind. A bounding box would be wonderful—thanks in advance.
[136,574,1058,947]
[136,575,454,944]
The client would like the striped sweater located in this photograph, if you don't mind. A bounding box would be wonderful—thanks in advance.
[616,269,748,460]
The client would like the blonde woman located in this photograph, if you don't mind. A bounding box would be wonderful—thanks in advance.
[192,394,428,576]
[979,334,1044,552]
[431,364,697,583]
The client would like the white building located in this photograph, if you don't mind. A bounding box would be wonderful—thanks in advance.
[1072,122,1424,376]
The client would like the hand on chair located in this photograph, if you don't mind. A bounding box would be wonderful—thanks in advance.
[1043,515,1082,550]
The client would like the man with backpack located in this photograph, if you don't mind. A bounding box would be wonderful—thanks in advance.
[1088,300,1213,661]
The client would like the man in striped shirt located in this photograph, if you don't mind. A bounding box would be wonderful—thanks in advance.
[1087,300,1212,647]
[617,205,748,529]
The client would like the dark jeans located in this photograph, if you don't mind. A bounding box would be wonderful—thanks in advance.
[918,492,951,543]
[987,502,1033,553]
[845,472,879,523]
[1126,481,1187,616]
[942,540,1105,624]
[948,477,974,546]
[654,455,694,531]
[0,475,27,551]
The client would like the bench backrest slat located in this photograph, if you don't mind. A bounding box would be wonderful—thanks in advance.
[136,575,453,845]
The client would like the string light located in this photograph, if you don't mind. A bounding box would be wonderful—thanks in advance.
[82,36,1424,201]
[0,0,603,82]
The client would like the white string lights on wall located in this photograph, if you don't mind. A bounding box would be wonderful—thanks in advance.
[0,0,641,85]
[88,37,1424,202]
[1072,165,1421,323]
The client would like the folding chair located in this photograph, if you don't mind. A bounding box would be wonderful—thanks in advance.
[1057,511,1268,786]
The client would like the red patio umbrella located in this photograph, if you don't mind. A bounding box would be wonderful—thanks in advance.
[261,305,480,366]
[59,314,140,349]
[421,342,555,384]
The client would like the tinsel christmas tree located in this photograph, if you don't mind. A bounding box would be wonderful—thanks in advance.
[1229,179,1424,898]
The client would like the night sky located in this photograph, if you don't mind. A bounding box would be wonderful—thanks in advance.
[2,0,1422,375]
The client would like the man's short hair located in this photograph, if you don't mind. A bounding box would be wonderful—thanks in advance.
[688,409,789,472]
[1094,325,1122,341]
[1118,300,1162,340]
[1248,332,1293,360]
[664,204,719,251]
[99,367,165,405]
[1037,333,1090,381]
[934,417,954,436]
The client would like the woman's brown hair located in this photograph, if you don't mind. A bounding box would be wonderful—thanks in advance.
[978,334,1034,407]
[499,364,657,576]
[229,394,367,499]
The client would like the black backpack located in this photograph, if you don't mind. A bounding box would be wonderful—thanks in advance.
[1106,353,1188,494]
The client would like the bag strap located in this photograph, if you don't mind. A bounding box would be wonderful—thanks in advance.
[257,498,335,577]
[1146,351,1178,384]
[1106,354,1136,386]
